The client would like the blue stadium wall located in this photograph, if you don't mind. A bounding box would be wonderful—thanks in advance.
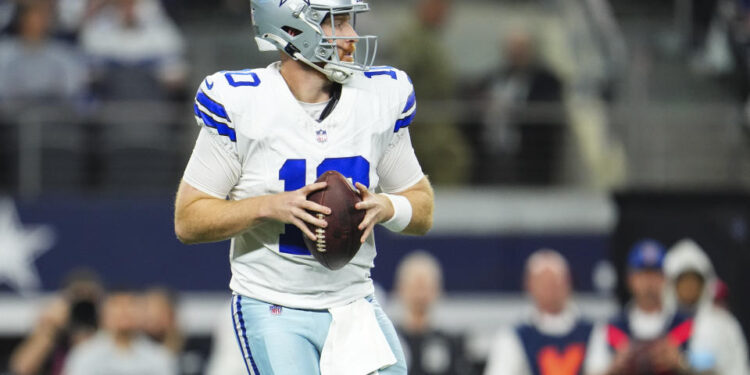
[5,196,609,294]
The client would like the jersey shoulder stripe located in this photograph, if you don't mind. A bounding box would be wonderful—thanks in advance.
[193,67,278,144]
[196,90,230,121]
[402,90,416,115]
[193,73,238,142]
[394,111,416,132]
[387,67,416,132]
[395,88,417,132]
[193,104,237,142]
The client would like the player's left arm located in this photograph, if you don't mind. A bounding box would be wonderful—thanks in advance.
[354,69,433,242]
[355,126,434,242]
[388,176,434,235]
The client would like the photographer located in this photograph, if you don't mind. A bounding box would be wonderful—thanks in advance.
[10,269,102,375]
[63,288,177,375]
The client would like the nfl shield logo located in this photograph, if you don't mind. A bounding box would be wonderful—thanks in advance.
[316,129,328,143]
[269,305,283,315]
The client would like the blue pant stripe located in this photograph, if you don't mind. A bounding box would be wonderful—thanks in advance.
[235,295,261,375]
[231,295,254,375]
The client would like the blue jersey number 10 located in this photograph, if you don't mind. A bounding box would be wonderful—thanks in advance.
[277,156,370,255]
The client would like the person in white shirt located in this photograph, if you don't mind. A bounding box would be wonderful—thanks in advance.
[664,238,750,375]
[0,1,87,105]
[173,0,434,374]
[484,249,598,375]
[79,0,187,100]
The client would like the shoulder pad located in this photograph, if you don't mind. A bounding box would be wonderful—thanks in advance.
[193,72,237,142]
[351,66,416,133]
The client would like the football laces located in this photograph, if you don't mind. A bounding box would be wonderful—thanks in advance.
[315,213,327,253]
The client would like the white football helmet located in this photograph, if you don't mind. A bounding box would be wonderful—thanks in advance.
[251,0,378,83]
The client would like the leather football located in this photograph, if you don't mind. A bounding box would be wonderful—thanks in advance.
[303,170,365,270]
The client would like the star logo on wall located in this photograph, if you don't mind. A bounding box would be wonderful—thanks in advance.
[0,199,55,295]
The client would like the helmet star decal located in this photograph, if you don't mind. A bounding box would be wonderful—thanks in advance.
[0,199,55,295]
[279,0,310,6]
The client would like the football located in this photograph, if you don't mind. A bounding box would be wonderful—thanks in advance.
[303,170,366,270]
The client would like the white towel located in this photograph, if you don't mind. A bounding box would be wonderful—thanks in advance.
[319,298,397,375]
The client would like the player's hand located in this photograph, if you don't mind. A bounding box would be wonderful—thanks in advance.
[354,182,395,243]
[265,182,331,241]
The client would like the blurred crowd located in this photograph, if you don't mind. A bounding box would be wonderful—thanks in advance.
[1,0,750,193]
[0,0,186,105]
[0,0,617,194]
[483,241,749,375]
[387,239,749,374]
[673,0,750,124]
[390,0,569,186]
[9,270,182,375]
[0,0,188,193]
[8,238,748,375]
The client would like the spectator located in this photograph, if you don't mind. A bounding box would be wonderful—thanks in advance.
[687,0,719,59]
[63,288,177,375]
[79,0,187,101]
[484,249,598,375]
[0,1,16,33]
[587,240,692,375]
[391,0,472,186]
[480,29,565,185]
[139,287,183,355]
[10,268,102,375]
[664,238,750,375]
[395,251,472,375]
[712,278,730,309]
[0,0,87,107]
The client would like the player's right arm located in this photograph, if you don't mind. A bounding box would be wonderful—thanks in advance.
[174,178,329,244]
[175,75,329,244]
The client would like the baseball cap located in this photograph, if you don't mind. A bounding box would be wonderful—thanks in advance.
[627,239,666,271]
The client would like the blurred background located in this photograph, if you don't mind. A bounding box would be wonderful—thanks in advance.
[1,0,749,374]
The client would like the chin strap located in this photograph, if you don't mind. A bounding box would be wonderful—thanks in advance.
[321,63,354,84]
[262,33,354,84]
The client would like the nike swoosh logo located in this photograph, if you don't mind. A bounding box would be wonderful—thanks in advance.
[205,79,214,90]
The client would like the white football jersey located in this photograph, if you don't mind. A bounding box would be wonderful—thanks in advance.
[183,62,423,309]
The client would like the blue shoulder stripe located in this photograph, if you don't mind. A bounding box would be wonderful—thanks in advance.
[196,91,230,121]
[194,104,237,142]
[394,110,416,132]
[402,90,416,114]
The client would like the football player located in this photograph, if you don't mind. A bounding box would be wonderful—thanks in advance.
[173,0,434,374]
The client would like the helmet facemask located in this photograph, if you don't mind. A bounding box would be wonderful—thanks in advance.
[312,5,377,78]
